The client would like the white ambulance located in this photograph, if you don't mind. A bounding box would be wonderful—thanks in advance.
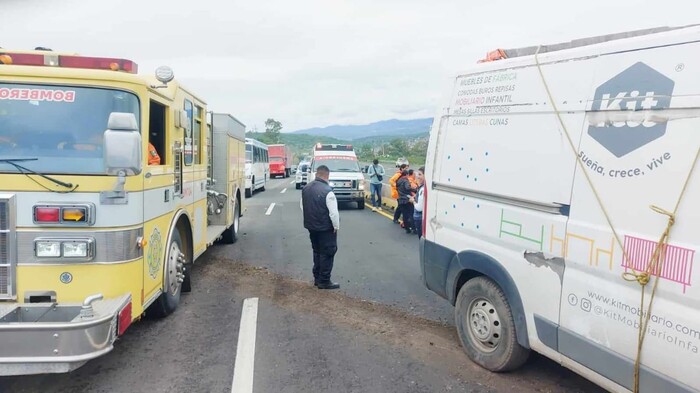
[310,144,366,209]
[421,26,699,392]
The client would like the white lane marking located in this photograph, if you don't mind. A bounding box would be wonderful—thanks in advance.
[280,188,287,194]
[290,180,295,185]
[265,203,276,215]
[231,298,259,393]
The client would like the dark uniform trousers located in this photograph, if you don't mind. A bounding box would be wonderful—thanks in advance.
[309,230,337,284]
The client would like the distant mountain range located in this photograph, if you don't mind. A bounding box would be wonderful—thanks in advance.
[290,118,433,141]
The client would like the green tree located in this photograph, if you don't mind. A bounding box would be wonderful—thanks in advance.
[264,118,283,144]
[387,138,408,157]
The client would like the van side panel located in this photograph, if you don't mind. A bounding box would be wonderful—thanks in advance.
[425,59,592,360]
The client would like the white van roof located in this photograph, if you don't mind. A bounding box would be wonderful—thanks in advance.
[497,25,698,58]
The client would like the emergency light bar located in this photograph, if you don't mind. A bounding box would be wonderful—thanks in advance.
[0,52,138,73]
[314,143,354,151]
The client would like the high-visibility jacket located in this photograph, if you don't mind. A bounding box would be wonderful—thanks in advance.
[408,175,417,190]
[148,142,161,165]
[389,170,402,199]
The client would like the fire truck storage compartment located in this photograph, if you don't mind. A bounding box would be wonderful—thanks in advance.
[210,113,245,227]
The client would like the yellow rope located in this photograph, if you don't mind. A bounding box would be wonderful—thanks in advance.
[533,47,700,393]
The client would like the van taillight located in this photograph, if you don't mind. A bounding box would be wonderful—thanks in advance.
[422,187,428,237]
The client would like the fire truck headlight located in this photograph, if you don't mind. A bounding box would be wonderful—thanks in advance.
[36,241,62,257]
[62,241,89,258]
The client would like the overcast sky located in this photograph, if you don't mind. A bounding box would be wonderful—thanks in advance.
[2,0,697,131]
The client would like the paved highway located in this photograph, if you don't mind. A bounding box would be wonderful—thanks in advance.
[0,177,603,393]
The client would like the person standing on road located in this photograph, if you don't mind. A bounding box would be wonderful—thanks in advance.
[410,167,425,238]
[396,169,416,234]
[390,164,408,224]
[367,159,385,212]
[300,165,341,290]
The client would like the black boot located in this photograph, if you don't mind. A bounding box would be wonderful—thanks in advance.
[316,282,340,290]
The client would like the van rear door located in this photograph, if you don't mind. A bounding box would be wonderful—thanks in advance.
[559,33,700,391]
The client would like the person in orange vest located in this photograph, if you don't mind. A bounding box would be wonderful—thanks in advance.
[390,164,408,223]
[148,142,161,165]
[408,169,417,190]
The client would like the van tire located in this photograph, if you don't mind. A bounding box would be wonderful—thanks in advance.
[296,183,301,190]
[357,200,365,210]
[455,276,529,372]
[148,229,186,318]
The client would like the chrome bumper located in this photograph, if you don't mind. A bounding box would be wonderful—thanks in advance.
[334,190,365,201]
[0,293,131,376]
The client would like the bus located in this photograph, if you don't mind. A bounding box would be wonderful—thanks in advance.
[245,138,269,197]
[0,49,245,375]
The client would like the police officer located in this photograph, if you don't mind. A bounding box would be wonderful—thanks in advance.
[300,165,340,289]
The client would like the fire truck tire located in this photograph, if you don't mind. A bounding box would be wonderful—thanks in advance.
[149,229,186,318]
[220,201,240,244]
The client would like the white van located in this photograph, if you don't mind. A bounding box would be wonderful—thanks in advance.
[310,144,365,209]
[422,26,699,393]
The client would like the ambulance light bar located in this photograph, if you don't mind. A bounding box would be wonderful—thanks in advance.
[0,52,138,73]
[314,143,353,151]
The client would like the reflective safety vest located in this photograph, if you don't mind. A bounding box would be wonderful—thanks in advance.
[148,142,161,165]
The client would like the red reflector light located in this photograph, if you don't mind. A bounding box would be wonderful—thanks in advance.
[117,301,132,336]
[34,207,60,223]
[59,55,138,74]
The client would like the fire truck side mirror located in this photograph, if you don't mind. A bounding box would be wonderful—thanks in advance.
[104,112,142,176]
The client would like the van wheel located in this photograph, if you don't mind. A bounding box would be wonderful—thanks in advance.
[455,276,529,372]
[220,200,239,244]
[245,188,252,198]
[357,200,365,210]
[296,183,301,190]
[149,229,187,318]
[260,181,266,192]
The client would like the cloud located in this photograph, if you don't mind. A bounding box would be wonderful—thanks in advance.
[2,0,698,130]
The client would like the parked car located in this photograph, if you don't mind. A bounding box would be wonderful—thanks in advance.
[295,162,310,189]
[395,157,409,168]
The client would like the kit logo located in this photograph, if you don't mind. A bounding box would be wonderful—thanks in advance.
[588,62,674,157]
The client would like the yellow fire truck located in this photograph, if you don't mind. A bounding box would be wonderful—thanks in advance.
[0,49,245,375]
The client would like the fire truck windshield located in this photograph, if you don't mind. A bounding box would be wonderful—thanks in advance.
[0,83,140,175]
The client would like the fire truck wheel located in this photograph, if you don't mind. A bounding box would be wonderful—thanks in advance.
[454,276,529,372]
[150,229,186,318]
[220,201,239,244]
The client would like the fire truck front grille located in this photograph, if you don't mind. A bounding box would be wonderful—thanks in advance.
[0,197,15,299]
